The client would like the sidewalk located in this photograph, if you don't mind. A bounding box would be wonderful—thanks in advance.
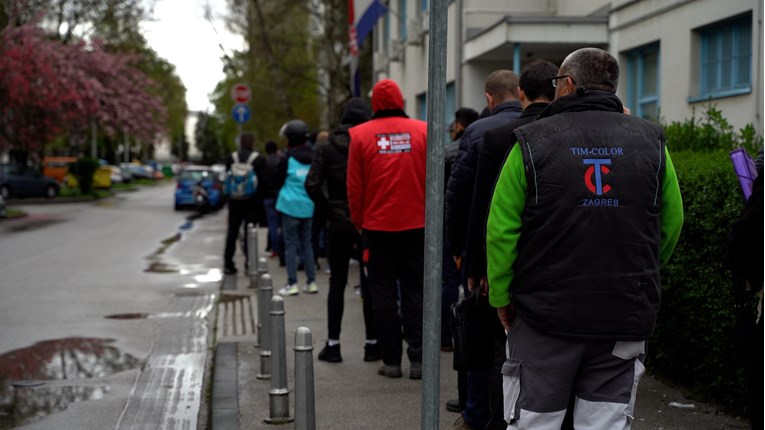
[211,227,749,430]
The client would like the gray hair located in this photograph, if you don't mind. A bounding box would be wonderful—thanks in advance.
[560,48,619,93]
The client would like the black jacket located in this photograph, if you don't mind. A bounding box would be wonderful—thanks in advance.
[275,144,315,190]
[464,103,548,279]
[260,151,286,199]
[304,125,355,233]
[445,100,522,257]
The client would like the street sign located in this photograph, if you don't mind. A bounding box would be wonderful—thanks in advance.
[231,103,251,124]
[231,83,251,104]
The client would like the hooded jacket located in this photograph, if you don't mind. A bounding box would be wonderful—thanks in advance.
[347,80,428,231]
[305,98,372,233]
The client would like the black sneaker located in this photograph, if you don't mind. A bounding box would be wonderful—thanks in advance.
[224,265,237,275]
[377,364,403,378]
[410,362,422,380]
[318,342,342,363]
[363,343,382,362]
[445,398,462,413]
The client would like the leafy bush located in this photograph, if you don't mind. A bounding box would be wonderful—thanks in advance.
[650,105,762,415]
[68,158,99,195]
[663,103,762,154]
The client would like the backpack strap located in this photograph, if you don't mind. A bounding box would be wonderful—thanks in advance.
[245,152,258,165]
[232,151,240,164]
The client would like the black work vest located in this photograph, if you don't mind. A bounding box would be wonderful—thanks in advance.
[511,108,666,340]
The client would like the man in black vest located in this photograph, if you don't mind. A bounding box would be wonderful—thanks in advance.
[486,48,684,428]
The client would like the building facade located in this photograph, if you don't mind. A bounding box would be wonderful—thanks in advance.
[371,0,763,136]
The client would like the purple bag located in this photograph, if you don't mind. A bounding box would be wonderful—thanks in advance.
[729,148,758,200]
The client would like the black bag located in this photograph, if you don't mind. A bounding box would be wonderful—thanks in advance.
[449,289,494,371]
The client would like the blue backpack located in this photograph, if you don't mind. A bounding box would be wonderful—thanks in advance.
[224,151,258,199]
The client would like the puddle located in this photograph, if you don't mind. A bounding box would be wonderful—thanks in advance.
[144,261,181,273]
[104,313,151,320]
[7,215,64,233]
[0,338,141,429]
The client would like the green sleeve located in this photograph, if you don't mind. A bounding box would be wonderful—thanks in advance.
[487,144,526,308]
[659,147,684,266]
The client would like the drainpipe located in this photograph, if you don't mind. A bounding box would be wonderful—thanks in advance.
[455,0,463,107]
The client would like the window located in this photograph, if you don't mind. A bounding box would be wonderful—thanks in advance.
[398,0,407,41]
[699,13,752,98]
[383,11,390,52]
[416,92,427,120]
[626,43,660,122]
[421,0,428,12]
[445,82,455,143]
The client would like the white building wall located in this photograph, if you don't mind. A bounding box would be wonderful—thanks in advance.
[610,0,763,134]
[372,0,762,135]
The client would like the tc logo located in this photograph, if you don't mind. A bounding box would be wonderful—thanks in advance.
[583,158,611,195]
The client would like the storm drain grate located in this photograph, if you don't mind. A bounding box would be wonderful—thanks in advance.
[215,294,257,340]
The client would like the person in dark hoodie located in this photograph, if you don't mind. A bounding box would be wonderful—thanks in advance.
[347,79,428,380]
[261,140,285,260]
[275,119,317,296]
[305,98,381,363]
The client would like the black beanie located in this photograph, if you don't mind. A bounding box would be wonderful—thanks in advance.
[340,98,372,126]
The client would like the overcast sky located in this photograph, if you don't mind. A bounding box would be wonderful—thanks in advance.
[142,0,243,113]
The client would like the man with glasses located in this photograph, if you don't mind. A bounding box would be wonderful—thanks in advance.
[486,48,684,429]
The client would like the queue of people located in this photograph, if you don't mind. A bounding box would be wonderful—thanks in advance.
[222,46,687,430]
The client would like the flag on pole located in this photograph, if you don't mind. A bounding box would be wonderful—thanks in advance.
[349,0,386,96]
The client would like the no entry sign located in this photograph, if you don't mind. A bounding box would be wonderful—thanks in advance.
[231,83,251,104]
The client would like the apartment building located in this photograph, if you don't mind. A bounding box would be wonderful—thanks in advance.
[371,0,763,136]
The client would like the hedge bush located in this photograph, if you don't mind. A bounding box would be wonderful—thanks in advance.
[68,157,99,195]
[648,105,762,415]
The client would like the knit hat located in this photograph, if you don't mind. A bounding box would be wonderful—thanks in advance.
[340,98,372,126]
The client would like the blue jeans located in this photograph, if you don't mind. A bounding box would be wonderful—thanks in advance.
[263,198,282,255]
[282,214,315,285]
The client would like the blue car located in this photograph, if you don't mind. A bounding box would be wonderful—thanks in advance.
[174,165,224,211]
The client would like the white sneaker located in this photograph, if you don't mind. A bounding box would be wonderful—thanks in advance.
[303,282,318,294]
[278,284,299,296]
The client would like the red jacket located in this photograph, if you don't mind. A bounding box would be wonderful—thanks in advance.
[347,79,428,232]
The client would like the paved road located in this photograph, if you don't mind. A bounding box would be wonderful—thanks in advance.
[0,183,226,429]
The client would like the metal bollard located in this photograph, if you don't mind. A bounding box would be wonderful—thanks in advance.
[265,296,293,424]
[246,223,258,276]
[294,327,315,430]
[250,256,268,289]
[256,273,273,372]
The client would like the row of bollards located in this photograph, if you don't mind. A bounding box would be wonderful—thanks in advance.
[246,224,316,428]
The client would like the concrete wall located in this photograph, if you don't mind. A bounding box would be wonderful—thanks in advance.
[610,0,763,134]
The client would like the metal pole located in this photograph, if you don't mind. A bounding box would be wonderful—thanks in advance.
[265,296,293,424]
[423,0,448,429]
[294,327,315,430]
[256,273,273,366]
[252,256,268,289]
[247,223,259,276]
[91,120,97,159]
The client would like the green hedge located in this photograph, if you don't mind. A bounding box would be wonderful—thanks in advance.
[648,104,761,414]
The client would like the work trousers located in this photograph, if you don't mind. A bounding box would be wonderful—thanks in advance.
[503,318,646,430]
[364,228,424,366]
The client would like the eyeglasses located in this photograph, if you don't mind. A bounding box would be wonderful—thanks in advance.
[551,75,576,88]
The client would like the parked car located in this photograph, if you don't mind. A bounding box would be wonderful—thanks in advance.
[0,164,60,199]
[41,156,76,183]
[120,163,154,181]
[174,165,223,211]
